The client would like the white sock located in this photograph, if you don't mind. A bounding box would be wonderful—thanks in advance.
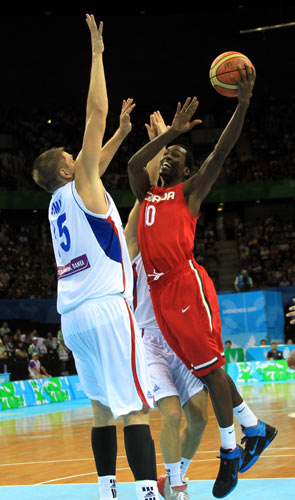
[165,461,183,487]
[219,424,236,450]
[98,475,117,500]
[233,401,258,428]
[180,457,192,481]
[135,480,159,500]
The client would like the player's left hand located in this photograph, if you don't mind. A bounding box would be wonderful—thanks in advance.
[119,98,136,137]
[145,111,168,140]
[231,63,256,105]
[86,14,104,55]
[171,97,202,134]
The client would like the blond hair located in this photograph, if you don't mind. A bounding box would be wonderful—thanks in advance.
[32,147,67,193]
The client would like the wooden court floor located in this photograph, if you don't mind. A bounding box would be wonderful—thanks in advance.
[0,382,294,487]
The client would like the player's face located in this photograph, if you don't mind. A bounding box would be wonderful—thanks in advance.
[159,145,188,181]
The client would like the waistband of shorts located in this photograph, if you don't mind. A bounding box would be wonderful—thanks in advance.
[148,260,193,288]
[61,293,130,315]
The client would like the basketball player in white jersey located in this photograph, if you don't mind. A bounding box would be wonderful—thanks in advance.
[32,14,159,500]
[124,112,208,500]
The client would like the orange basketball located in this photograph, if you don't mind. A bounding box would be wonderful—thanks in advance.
[209,51,254,97]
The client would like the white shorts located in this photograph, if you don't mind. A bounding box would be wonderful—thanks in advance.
[61,296,154,419]
[142,327,204,406]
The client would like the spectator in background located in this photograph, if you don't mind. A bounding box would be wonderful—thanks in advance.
[0,338,8,372]
[57,327,70,375]
[0,321,11,337]
[20,328,35,347]
[234,269,254,292]
[2,333,14,359]
[28,336,42,357]
[266,342,284,360]
[28,352,51,379]
[225,340,232,349]
[260,339,268,346]
[15,341,28,360]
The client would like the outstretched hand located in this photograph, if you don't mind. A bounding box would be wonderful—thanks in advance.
[145,111,168,140]
[86,14,104,55]
[231,63,256,104]
[171,97,202,134]
[119,98,136,137]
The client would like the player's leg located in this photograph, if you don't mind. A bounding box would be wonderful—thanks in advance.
[180,388,208,479]
[200,367,277,497]
[200,367,243,498]
[142,330,188,500]
[123,406,159,500]
[91,400,118,500]
[157,390,208,500]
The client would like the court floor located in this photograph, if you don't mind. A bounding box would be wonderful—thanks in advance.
[0,381,294,499]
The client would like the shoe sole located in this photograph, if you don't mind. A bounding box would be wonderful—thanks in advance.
[239,428,278,473]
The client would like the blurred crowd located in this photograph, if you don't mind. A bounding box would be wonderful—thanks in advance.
[0,93,294,192]
[0,320,76,380]
[236,215,295,289]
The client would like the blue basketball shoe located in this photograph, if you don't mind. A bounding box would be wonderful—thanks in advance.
[213,444,243,498]
[239,420,278,473]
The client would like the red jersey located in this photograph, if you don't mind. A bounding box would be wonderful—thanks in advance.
[137,183,199,278]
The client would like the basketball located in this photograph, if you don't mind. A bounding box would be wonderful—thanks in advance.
[209,51,254,97]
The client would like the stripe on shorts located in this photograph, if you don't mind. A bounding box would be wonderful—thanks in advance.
[124,299,150,408]
[191,356,219,372]
[189,259,213,332]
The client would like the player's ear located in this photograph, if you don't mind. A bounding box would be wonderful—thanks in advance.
[59,167,72,180]
[183,166,190,178]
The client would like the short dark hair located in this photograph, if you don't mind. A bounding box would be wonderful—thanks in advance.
[32,147,66,193]
[174,143,194,170]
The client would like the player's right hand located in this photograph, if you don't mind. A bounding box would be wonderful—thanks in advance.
[86,14,104,55]
[171,97,202,134]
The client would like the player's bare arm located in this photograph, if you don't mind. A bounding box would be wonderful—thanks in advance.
[128,98,202,202]
[99,98,136,177]
[124,200,141,261]
[145,111,168,185]
[183,64,256,216]
[125,111,167,260]
[74,14,108,214]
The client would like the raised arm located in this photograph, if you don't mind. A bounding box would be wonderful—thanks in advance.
[74,14,108,213]
[125,111,168,261]
[183,64,256,215]
[99,98,136,176]
[127,97,202,202]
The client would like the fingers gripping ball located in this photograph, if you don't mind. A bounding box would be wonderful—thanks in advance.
[287,349,295,370]
[209,51,254,97]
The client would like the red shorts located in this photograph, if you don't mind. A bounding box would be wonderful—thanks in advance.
[149,259,225,377]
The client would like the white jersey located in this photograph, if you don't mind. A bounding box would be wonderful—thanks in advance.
[132,252,159,330]
[49,181,133,314]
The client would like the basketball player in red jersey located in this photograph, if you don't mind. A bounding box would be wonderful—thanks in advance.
[128,65,277,498]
